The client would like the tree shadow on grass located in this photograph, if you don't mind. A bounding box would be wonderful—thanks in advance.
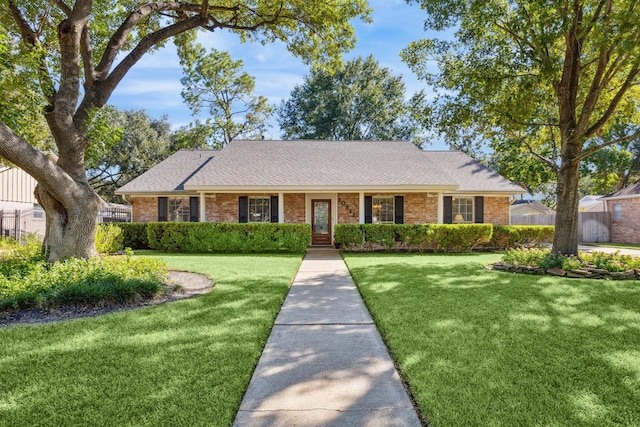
[346,259,640,427]
[0,257,298,427]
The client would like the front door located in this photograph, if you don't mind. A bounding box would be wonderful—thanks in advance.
[312,199,331,245]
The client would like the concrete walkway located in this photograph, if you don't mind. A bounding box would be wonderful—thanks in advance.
[233,248,422,427]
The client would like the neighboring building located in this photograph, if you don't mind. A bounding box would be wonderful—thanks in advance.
[602,183,640,244]
[0,163,46,237]
[579,195,606,212]
[116,140,525,245]
[510,199,554,216]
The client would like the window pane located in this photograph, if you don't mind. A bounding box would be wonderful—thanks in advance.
[613,204,622,221]
[169,198,189,222]
[372,197,394,224]
[249,197,271,223]
[452,197,473,223]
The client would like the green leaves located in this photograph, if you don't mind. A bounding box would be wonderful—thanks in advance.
[278,55,424,143]
[179,45,274,147]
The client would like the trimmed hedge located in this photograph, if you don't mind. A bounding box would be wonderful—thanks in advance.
[334,224,494,252]
[143,222,310,254]
[116,223,150,249]
[486,225,554,249]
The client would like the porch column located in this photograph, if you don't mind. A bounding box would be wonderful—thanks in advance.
[359,192,365,224]
[437,193,444,224]
[199,192,206,222]
[278,192,284,223]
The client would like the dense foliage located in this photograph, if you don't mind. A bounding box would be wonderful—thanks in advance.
[403,0,640,256]
[0,241,167,311]
[278,55,424,144]
[502,248,640,272]
[334,224,493,252]
[144,223,311,254]
[487,225,555,249]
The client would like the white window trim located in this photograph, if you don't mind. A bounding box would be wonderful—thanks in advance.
[248,196,271,223]
[451,196,474,223]
[372,196,395,224]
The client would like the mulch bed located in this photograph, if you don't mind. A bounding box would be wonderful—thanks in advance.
[0,270,214,327]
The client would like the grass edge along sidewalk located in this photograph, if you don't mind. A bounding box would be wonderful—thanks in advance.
[344,252,640,427]
[0,252,301,427]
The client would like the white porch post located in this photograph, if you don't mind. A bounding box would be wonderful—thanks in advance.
[359,192,365,224]
[199,192,206,222]
[437,193,444,224]
[278,192,284,223]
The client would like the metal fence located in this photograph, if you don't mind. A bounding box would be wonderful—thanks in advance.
[511,211,611,243]
[0,207,131,242]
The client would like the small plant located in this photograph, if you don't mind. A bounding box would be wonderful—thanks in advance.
[0,250,167,311]
[96,223,125,253]
[500,248,640,273]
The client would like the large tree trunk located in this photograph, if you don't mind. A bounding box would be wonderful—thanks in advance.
[35,183,100,261]
[552,158,581,256]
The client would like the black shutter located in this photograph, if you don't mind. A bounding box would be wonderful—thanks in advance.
[394,196,404,224]
[474,196,484,223]
[189,197,199,222]
[443,196,452,224]
[364,196,373,224]
[239,196,248,223]
[270,196,279,223]
[158,197,168,222]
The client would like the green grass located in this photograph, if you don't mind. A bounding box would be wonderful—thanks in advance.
[344,253,640,427]
[0,252,301,427]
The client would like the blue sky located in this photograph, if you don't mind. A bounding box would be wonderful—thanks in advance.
[108,1,443,147]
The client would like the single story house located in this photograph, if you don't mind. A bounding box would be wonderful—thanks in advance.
[602,183,640,244]
[116,140,525,245]
[510,199,554,216]
[579,195,606,212]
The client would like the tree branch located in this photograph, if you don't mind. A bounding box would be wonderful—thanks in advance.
[49,0,72,16]
[576,129,640,163]
[522,139,559,172]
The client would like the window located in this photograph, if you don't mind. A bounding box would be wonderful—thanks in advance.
[249,197,270,223]
[372,196,394,224]
[452,197,473,223]
[613,203,622,221]
[33,204,44,220]
[169,198,190,222]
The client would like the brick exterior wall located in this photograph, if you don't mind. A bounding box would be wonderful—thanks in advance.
[284,193,306,223]
[404,193,438,224]
[337,193,360,224]
[131,193,513,226]
[131,197,158,222]
[205,193,278,223]
[607,198,640,244]
[484,196,510,226]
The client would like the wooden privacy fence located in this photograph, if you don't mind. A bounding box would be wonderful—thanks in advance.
[511,212,611,243]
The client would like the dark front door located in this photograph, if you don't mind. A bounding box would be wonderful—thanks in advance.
[312,199,331,245]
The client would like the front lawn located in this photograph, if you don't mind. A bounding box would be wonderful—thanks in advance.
[344,253,640,427]
[0,252,301,427]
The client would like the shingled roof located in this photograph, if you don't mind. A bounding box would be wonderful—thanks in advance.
[116,140,524,194]
[602,182,640,199]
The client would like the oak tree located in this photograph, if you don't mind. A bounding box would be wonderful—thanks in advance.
[278,55,424,144]
[403,0,640,255]
[0,0,370,261]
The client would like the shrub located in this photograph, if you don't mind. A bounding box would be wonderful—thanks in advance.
[145,222,310,253]
[0,252,166,311]
[115,223,149,249]
[487,225,554,249]
[501,248,640,273]
[334,224,493,252]
[96,223,125,253]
